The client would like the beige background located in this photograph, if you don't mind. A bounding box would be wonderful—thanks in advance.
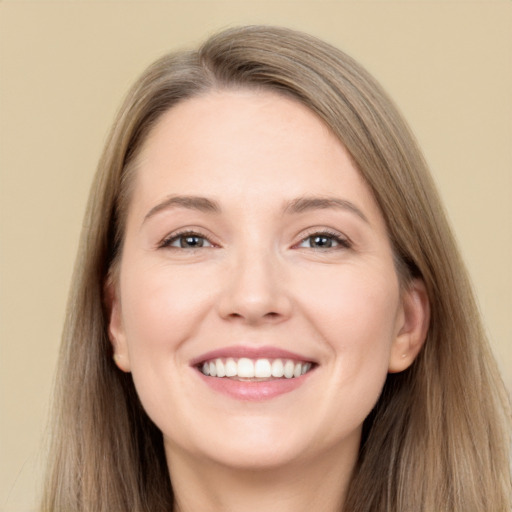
[1,1,511,510]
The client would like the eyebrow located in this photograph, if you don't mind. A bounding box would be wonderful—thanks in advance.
[144,195,221,222]
[284,196,369,223]
[143,194,368,223]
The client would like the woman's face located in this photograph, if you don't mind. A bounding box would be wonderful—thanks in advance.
[108,89,427,472]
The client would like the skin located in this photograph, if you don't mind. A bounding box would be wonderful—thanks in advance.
[108,89,429,512]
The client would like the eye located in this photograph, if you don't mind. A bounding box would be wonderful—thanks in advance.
[297,231,351,250]
[160,232,214,249]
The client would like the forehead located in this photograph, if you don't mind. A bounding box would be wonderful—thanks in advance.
[138,88,340,168]
[129,89,383,224]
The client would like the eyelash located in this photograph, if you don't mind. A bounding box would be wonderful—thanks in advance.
[159,230,215,250]
[295,230,352,251]
[158,229,352,251]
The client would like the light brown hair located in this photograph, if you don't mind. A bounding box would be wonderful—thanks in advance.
[42,26,511,511]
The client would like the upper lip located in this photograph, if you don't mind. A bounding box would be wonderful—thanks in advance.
[190,345,317,366]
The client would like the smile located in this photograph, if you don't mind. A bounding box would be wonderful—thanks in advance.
[199,357,313,380]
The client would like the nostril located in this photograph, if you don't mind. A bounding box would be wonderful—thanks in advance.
[229,311,279,319]
[225,310,283,323]
[218,288,293,324]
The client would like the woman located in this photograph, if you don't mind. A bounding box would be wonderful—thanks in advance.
[42,26,511,511]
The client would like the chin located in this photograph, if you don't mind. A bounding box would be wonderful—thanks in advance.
[164,414,359,473]
[203,440,309,472]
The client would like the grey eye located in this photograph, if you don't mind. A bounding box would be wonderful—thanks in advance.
[165,233,213,249]
[299,234,341,249]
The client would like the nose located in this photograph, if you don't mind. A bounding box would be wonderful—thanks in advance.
[217,247,293,325]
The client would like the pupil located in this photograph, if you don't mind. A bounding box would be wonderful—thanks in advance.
[312,236,332,248]
[181,236,203,248]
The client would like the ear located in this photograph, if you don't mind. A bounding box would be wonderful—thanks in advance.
[388,278,430,373]
[104,275,131,373]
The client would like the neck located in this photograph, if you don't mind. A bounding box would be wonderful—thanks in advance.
[167,440,359,512]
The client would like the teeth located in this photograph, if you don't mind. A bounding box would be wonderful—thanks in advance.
[216,359,226,377]
[255,359,272,378]
[237,358,255,378]
[225,358,237,377]
[284,360,295,379]
[199,357,313,379]
[271,359,284,378]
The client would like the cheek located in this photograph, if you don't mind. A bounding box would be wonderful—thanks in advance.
[118,260,214,362]
[116,261,216,429]
[310,270,400,432]
[300,262,400,343]
[298,264,400,391]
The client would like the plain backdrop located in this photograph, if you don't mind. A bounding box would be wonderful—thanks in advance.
[1,1,511,510]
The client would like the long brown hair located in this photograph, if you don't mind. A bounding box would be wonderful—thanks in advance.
[42,26,511,511]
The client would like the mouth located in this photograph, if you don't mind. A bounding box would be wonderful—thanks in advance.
[197,357,315,381]
[191,347,317,400]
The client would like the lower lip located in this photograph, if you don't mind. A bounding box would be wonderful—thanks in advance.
[195,370,313,401]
